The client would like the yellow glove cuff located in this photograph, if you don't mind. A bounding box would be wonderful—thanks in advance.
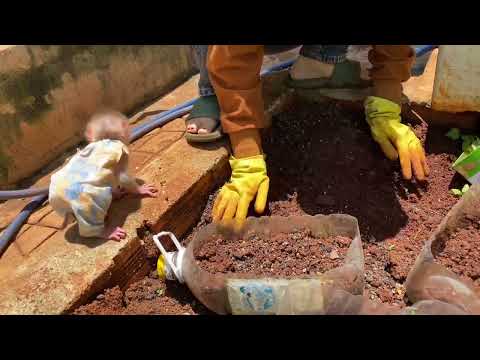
[229,154,267,174]
[364,96,401,127]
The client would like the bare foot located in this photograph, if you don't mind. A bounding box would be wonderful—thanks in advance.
[102,226,127,241]
[136,184,158,197]
[186,117,218,134]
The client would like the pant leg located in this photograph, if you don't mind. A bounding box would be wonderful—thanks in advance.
[300,45,349,64]
[193,45,300,98]
[369,45,415,104]
[207,45,265,134]
[191,45,216,97]
[264,45,300,55]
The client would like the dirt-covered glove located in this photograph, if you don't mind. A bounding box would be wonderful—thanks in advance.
[365,96,429,181]
[213,155,269,226]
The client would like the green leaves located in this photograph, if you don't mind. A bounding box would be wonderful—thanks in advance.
[445,128,480,153]
[451,184,470,197]
[461,135,480,153]
[446,128,461,141]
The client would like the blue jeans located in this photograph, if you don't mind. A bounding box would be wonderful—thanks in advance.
[191,45,349,97]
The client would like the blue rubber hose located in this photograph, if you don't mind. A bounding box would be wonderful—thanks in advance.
[415,45,438,58]
[0,194,48,256]
[131,105,193,140]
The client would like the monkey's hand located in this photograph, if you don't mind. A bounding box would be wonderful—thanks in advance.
[135,184,158,198]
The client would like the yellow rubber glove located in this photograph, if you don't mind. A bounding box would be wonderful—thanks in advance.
[365,96,429,181]
[213,155,269,227]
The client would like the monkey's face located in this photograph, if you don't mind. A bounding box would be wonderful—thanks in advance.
[86,118,130,144]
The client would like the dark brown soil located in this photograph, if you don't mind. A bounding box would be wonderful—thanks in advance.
[74,232,212,315]
[75,97,464,314]
[195,229,352,277]
[260,99,463,306]
[74,270,211,315]
[434,216,480,290]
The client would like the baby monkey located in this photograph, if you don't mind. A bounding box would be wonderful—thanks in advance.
[49,110,158,241]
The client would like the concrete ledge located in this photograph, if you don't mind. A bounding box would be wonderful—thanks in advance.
[0,71,292,314]
[0,45,195,188]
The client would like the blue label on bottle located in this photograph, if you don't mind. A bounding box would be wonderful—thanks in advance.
[238,283,275,312]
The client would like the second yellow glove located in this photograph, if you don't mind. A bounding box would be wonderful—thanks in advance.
[212,154,269,226]
[365,96,429,181]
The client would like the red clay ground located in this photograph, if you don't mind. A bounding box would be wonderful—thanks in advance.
[74,270,210,315]
[75,98,464,314]
[74,230,212,315]
[195,230,351,277]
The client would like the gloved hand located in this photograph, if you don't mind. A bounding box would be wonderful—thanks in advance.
[365,96,429,181]
[213,155,269,226]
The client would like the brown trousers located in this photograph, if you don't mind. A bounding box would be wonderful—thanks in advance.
[207,45,414,134]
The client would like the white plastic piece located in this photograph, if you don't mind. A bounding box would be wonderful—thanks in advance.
[432,45,480,113]
[153,231,185,283]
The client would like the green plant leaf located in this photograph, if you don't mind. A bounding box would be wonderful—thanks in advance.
[461,135,480,152]
[451,188,463,197]
[446,128,461,140]
[461,184,470,194]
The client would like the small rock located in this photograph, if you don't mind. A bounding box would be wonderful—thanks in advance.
[329,249,340,260]
[97,294,105,300]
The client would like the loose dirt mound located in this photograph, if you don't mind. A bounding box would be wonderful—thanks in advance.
[74,270,211,315]
[261,99,462,306]
[195,229,352,277]
[434,215,480,290]
[74,232,211,315]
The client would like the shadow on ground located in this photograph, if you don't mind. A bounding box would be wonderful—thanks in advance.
[65,194,143,248]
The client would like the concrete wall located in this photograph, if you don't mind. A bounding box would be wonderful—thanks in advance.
[0,45,196,188]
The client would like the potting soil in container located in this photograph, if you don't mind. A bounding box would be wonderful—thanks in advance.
[195,229,352,277]
[433,207,480,291]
